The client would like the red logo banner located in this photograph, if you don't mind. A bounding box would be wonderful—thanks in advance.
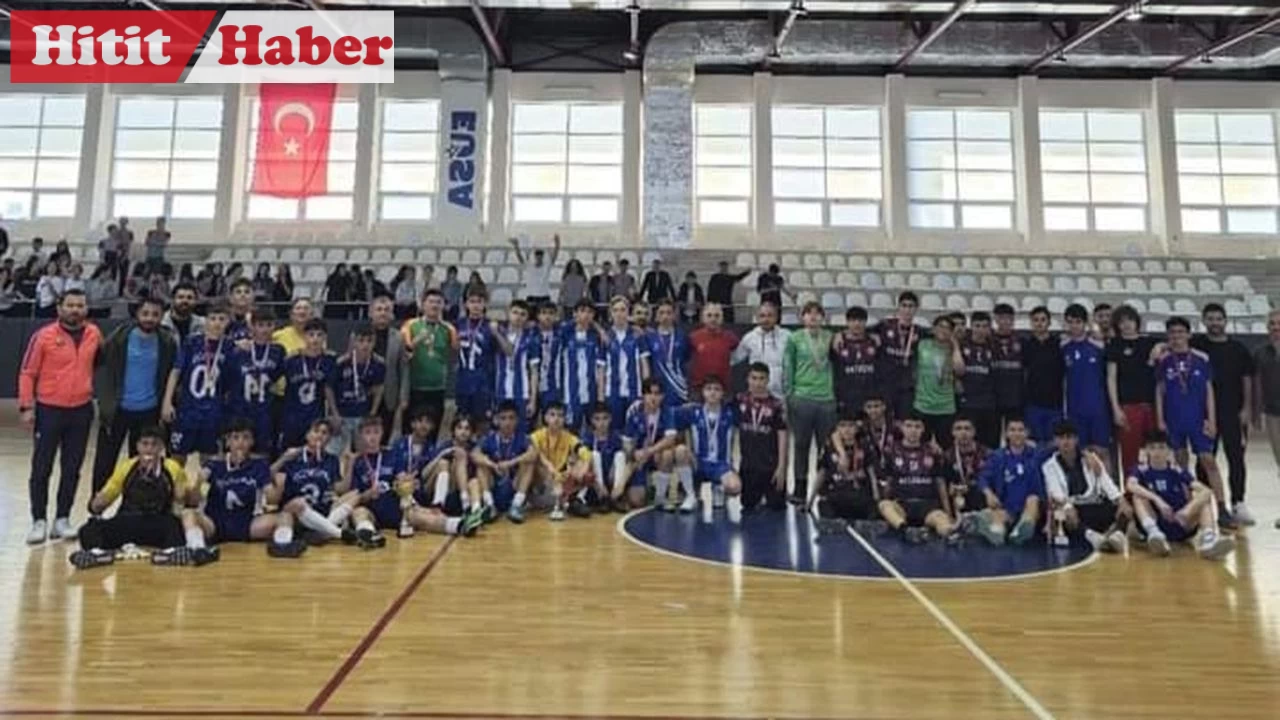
[8,11,217,83]
[251,83,337,199]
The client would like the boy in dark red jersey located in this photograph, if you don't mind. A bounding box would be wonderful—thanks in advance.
[878,414,956,543]
[735,362,788,511]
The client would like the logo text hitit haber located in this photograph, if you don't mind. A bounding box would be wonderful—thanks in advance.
[32,25,172,65]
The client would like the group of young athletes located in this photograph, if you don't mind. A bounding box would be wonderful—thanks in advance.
[70,278,1242,568]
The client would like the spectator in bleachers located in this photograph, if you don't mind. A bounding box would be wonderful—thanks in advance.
[708,261,750,324]
[322,263,355,320]
[113,216,134,262]
[1106,305,1159,475]
[195,263,219,303]
[52,240,71,269]
[363,267,388,306]
[252,263,274,303]
[1251,310,1280,529]
[733,301,788,398]
[440,265,463,321]
[0,267,25,318]
[225,262,245,287]
[28,237,48,267]
[756,263,792,311]
[588,261,616,310]
[144,217,169,274]
[639,258,675,305]
[391,265,419,320]
[350,264,369,308]
[35,260,64,318]
[64,263,85,296]
[99,224,119,267]
[421,264,436,292]
[614,259,636,301]
[272,264,294,316]
[176,262,196,285]
[16,256,39,300]
[677,271,703,326]
[1194,303,1255,526]
[464,270,487,302]
[558,259,587,313]
[511,233,559,306]
[145,270,171,307]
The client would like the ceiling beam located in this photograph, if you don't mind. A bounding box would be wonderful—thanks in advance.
[892,0,979,72]
[470,0,507,66]
[770,0,806,58]
[1163,7,1280,73]
[1025,0,1145,72]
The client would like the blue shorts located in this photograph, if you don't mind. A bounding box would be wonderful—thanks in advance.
[1168,423,1214,456]
[1024,405,1063,445]
[491,476,516,512]
[1068,408,1111,449]
[371,504,403,530]
[211,515,254,542]
[608,395,636,433]
[455,388,493,424]
[282,487,332,517]
[1154,514,1195,543]
[564,402,594,433]
[248,411,276,457]
[999,485,1037,519]
[171,413,221,456]
[696,460,733,485]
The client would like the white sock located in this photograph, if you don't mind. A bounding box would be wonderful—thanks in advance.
[652,472,671,505]
[445,517,461,535]
[612,453,628,496]
[274,526,293,544]
[185,527,206,549]
[482,489,494,507]
[328,504,352,527]
[699,483,714,523]
[727,495,742,524]
[432,471,451,506]
[1140,516,1159,534]
[355,518,375,533]
[677,466,694,501]
[461,491,472,509]
[299,506,343,539]
[512,491,527,509]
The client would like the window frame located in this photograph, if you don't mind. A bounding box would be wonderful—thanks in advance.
[110,95,225,221]
[1039,109,1150,234]
[1175,110,1280,236]
[377,97,440,223]
[770,104,883,229]
[509,100,624,226]
[694,103,754,227]
[905,107,1017,231]
[0,93,86,221]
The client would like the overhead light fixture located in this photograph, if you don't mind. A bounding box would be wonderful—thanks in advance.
[935,89,986,100]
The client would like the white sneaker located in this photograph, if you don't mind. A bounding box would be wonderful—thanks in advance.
[1084,528,1106,551]
[1146,531,1171,557]
[26,520,48,545]
[1107,530,1129,554]
[51,518,76,541]
[1232,503,1257,526]
[678,494,697,514]
[1198,532,1236,561]
[549,505,566,522]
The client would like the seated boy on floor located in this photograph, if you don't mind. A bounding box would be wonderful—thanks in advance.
[182,419,279,549]
[349,416,481,541]
[267,419,359,557]
[583,402,636,513]
[71,427,217,569]
[972,417,1043,546]
[876,414,958,544]
[473,401,539,523]
[813,412,880,530]
[530,401,596,520]
[1126,431,1235,560]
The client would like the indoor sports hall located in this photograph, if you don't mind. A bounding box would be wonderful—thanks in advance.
[2,1,1280,719]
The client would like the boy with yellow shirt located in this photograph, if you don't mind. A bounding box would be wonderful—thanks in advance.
[528,401,594,521]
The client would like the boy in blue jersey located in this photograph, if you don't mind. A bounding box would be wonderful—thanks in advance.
[679,376,744,525]
[424,416,487,521]
[330,323,386,454]
[1155,316,1233,529]
[384,408,478,537]
[162,303,234,466]
[648,299,689,407]
[1061,304,1111,470]
[603,297,651,430]
[1127,431,1235,560]
[534,303,561,416]
[973,417,1043,546]
[473,402,538,521]
[227,313,286,457]
[558,299,606,431]
[493,301,541,429]
[584,402,634,512]
[226,278,256,345]
[623,379,684,512]
[185,419,278,548]
[280,319,339,451]
[267,420,352,558]
[455,290,497,426]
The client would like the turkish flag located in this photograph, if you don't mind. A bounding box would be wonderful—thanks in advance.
[251,84,337,198]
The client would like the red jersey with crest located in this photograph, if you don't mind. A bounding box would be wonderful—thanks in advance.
[884,442,946,503]
[735,392,787,469]
[831,332,881,412]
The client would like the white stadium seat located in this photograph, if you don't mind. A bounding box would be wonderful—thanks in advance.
[1101,277,1123,293]
[491,287,513,306]
[280,248,301,263]
[845,291,868,308]
[303,248,324,263]
[1052,258,1072,273]
[304,265,327,282]
[782,311,799,325]
[498,267,520,284]
[916,256,937,271]
[574,250,595,266]
[349,248,371,264]
[981,275,1002,291]
[1120,260,1140,274]
[597,250,618,265]
[758,253,779,267]
[746,291,761,307]
[825,255,845,270]
[861,272,883,289]
[1124,298,1146,314]
[642,252,662,266]
[1053,277,1075,292]
[1188,261,1209,275]
[1172,299,1196,315]
[884,273,905,289]
[790,271,811,288]
[961,257,982,272]
[822,292,843,310]
[233,248,254,262]
[804,254,825,270]
[871,292,894,309]
[1149,278,1171,294]
[1029,258,1050,273]
[210,248,232,262]
[1149,298,1172,315]
[325,248,347,263]
[1174,278,1196,295]
[371,249,392,264]
[908,273,930,289]
[461,250,482,266]
[1006,258,1027,272]
[1226,300,1248,317]
[956,275,978,291]
[416,249,436,265]
[1224,276,1252,294]
[484,250,505,266]
[1249,296,1272,315]
[477,267,495,284]
[439,249,461,265]
[921,293,943,310]
[871,256,891,270]
[736,252,755,267]
[996,295,1018,309]
[847,256,868,270]
[619,251,639,266]
[256,248,278,263]
[837,272,858,287]
[1144,320,1164,333]
[1125,278,1148,294]
[1029,276,1050,292]
[1021,295,1044,312]
[893,256,913,271]
[946,295,969,311]
[812,271,834,287]
[983,258,1004,272]
[932,274,955,290]
[1198,278,1221,294]
[781,253,801,269]
[1075,259,1096,274]
[1143,260,1164,274]
[394,248,415,263]
[971,295,994,311]
[1252,321,1268,334]
[1077,277,1099,293]
[939,256,960,271]
[1005,276,1027,291]
[1046,296,1067,313]
[1071,297,1094,311]
[1166,260,1187,274]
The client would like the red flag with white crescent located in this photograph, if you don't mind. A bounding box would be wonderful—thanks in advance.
[251,83,336,198]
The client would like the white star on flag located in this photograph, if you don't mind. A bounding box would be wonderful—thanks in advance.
[283,137,300,157]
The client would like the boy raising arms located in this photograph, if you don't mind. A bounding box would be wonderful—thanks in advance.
[185,419,278,549]
[162,302,234,467]
[331,323,386,453]
[877,414,957,543]
[280,319,339,451]
[680,375,744,524]
[530,401,596,520]
[227,313,286,457]
[1127,431,1235,560]
[473,401,539,522]
[736,362,789,512]
[493,301,541,429]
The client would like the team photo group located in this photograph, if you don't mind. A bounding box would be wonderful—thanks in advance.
[19,239,1276,570]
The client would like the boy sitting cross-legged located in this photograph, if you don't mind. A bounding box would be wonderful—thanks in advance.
[1127,431,1235,560]
[182,419,279,552]
[266,420,358,558]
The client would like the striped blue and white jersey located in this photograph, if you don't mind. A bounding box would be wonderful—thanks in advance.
[535,326,560,397]
[603,326,649,402]
[557,323,604,407]
[495,325,541,403]
[647,328,689,404]
[680,403,738,466]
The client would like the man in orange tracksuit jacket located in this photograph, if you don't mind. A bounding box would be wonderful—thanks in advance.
[18,288,101,545]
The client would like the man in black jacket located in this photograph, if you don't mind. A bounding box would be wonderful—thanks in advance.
[92,297,178,501]
[639,258,676,305]
[707,261,750,324]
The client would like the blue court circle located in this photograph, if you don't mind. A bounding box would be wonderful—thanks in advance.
[620,509,1097,582]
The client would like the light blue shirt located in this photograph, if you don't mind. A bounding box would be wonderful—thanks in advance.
[120,328,160,412]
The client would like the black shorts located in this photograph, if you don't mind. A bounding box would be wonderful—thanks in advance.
[900,498,943,527]
[822,485,877,521]
[77,513,184,550]
[1073,500,1118,533]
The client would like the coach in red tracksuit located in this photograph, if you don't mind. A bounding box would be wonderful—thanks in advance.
[18,288,101,545]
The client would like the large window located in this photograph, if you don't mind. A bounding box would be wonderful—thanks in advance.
[379,99,438,221]
[1040,110,1148,232]
[906,109,1015,230]
[0,94,85,220]
[112,96,222,220]
[245,97,359,221]
[510,102,622,224]
[771,106,881,228]
[695,104,753,225]
[1176,112,1279,235]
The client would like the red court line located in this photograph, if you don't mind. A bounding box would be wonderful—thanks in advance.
[304,534,460,715]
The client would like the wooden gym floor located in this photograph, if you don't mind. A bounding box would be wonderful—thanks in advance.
[1,419,1279,719]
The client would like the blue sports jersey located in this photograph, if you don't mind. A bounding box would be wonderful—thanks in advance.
[558,323,605,407]
[228,342,287,418]
[622,400,678,449]
[977,444,1043,507]
[495,326,541,403]
[603,326,649,403]
[283,352,337,425]
[478,430,531,467]
[647,328,689,404]
[352,449,400,522]
[1132,465,1193,509]
[204,457,271,526]
[331,354,387,419]
[388,435,434,478]
[1062,337,1107,414]
[585,430,625,480]
[226,315,253,344]
[535,327,560,399]
[174,333,235,420]
[456,316,496,395]
[680,403,737,466]
[280,449,341,511]
[429,438,474,475]
[1158,350,1213,427]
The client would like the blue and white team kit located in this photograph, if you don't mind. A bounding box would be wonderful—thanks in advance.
[171,333,235,455]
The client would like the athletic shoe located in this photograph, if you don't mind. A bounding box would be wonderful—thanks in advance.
[51,518,76,541]
[904,526,929,544]
[1146,531,1172,557]
[1218,509,1239,531]
[678,494,697,514]
[1106,530,1129,554]
[151,547,194,566]
[1052,531,1070,548]
[507,504,527,524]
[26,520,48,545]
[481,504,497,524]
[977,515,1006,546]
[712,485,725,509]
[567,499,592,518]
[340,527,359,546]
[460,508,485,537]
[549,505,566,521]
[1009,518,1035,546]
[193,546,221,566]
[1232,503,1257,526]
[398,519,416,538]
[945,531,964,547]
[69,548,115,570]
[1197,531,1236,560]
[267,540,307,558]
[1084,529,1107,551]
[356,528,386,550]
[612,497,630,514]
